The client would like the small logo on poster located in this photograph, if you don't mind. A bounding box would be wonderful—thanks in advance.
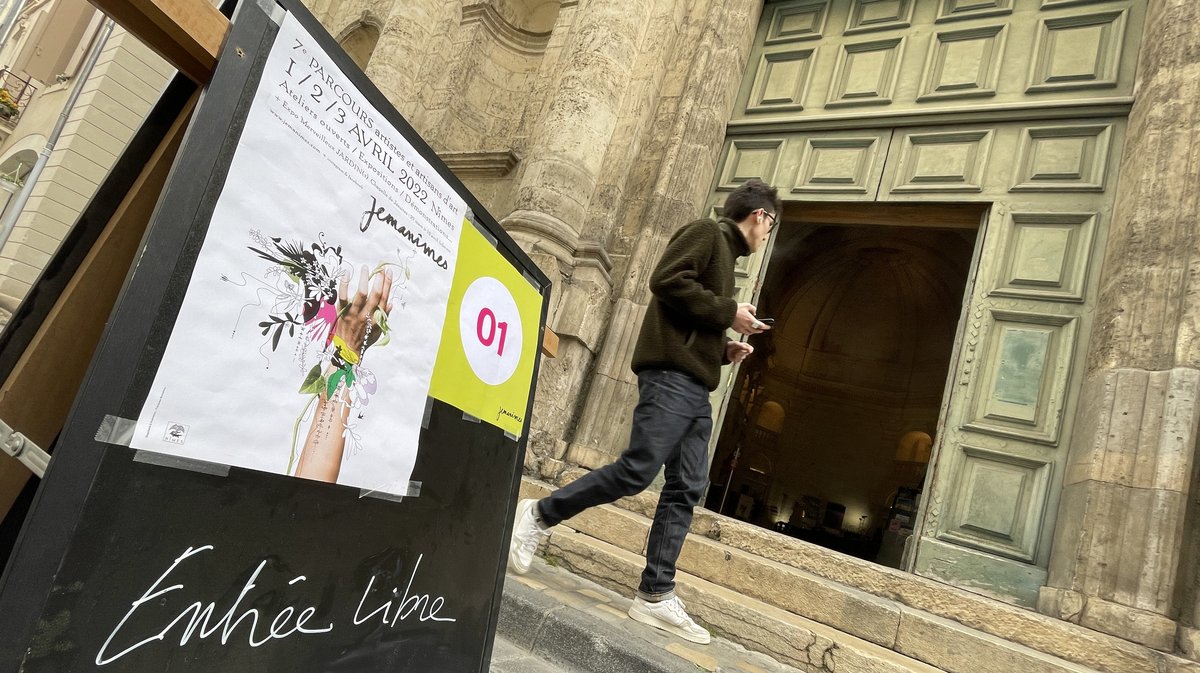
[164,422,189,445]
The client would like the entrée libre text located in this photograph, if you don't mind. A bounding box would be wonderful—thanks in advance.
[95,545,456,665]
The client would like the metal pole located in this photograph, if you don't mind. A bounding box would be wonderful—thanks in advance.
[0,18,113,252]
[0,0,28,54]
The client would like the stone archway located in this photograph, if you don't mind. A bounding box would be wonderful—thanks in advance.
[336,16,381,70]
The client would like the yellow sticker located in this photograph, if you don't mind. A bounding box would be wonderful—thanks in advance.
[430,222,542,435]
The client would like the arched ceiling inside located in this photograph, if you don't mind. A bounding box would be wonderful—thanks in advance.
[757,224,975,397]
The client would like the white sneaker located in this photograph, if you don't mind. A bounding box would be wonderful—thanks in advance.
[627,595,711,644]
[508,499,550,574]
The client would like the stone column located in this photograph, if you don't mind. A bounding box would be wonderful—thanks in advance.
[499,0,654,470]
[1038,0,1200,654]
[566,0,761,469]
[363,1,455,123]
[1183,502,1200,659]
[501,0,652,271]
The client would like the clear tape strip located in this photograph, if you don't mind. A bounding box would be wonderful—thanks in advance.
[468,212,499,246]
[421,397,434,429]
[521,270,539,290]
[99,414,232,477]
[256,0,285,24]
[94,414,137,447]
[97,419,423,491]
[133,451,231,477]
[359,480,422,502]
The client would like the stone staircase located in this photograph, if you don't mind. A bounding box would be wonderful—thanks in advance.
[520,477,1199,673]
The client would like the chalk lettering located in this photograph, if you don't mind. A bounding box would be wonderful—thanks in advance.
[352,554,457,627]
[95,546,333,666]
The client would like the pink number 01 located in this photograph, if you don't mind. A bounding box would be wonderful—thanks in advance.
[476,307,508,357]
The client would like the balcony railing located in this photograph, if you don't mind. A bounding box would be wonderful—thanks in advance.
[0,69,36,124]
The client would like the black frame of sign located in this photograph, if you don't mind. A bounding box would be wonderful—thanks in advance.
[0,0,550,670]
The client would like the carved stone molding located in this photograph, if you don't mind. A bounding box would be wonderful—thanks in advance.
[461,3,552,56]
[573,241,613,286]
[438,150,520,178]
[335,10,381,42]
[502,209,579,271]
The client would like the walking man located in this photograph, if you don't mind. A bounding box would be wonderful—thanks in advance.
[508,179,781,644]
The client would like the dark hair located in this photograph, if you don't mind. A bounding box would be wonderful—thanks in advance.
[723,179,781,222]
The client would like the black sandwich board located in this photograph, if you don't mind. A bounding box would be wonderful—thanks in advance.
[0,0,550,671]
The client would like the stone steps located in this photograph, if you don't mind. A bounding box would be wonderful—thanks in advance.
[520,477,1199,673]
[547,527,947,673]
[498,560,806,673]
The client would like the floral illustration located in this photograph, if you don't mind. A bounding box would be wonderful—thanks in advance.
[225,230,415,477]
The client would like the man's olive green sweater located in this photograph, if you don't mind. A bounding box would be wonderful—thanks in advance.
[631,217,751,391]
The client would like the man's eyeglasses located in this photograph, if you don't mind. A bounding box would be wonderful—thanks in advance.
[761,209,778,231]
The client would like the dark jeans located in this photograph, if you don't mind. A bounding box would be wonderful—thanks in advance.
[538,369,712,600]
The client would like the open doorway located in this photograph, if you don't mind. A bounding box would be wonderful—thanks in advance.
[706,202,984,569]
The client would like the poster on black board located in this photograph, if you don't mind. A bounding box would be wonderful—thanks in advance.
[132,13,541,495]
[0,2,548,672]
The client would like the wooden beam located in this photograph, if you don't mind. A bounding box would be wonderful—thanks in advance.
[541,327,558,359]
[88,0,229,83]
[0,94,197,522]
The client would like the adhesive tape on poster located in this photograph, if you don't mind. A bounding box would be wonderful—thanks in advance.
[94,414,230,477]
[469,213,498,246]
[94,414,137,447]
[466,411,518,439]
[255,0,285,24]
[359,480,422,503]
[132,450,232,477]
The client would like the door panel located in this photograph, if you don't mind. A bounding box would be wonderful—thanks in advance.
[897,120,1122,606]
[707,0,1142,607]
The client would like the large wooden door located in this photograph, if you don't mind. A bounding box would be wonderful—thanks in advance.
[703,0,1144,606]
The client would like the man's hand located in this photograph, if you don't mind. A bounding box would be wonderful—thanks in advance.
[726,340,754,364]
[732,302,771,335]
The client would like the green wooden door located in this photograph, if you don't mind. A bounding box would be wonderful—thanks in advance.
[703,0,1144,606]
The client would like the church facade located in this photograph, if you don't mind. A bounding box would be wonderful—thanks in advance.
[297,0,1197,663]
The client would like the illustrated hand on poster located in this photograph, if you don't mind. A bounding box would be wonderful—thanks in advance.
[293,265,394,482]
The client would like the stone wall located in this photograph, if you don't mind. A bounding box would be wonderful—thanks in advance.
[302,0,762,477]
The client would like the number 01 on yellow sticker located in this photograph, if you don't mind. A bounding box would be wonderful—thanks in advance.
[429,223,543,435]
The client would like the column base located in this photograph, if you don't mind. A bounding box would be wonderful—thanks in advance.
[1180,625,1200,662]
[1039,587,1178,651]
[501,209,579,272]
[564,441,617,471]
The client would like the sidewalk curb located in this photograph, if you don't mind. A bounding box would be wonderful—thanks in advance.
[497,574,707,673]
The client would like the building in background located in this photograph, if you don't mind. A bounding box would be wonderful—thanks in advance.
[0,0,171,321]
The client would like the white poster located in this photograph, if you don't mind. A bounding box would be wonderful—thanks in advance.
[133,13,466,495]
